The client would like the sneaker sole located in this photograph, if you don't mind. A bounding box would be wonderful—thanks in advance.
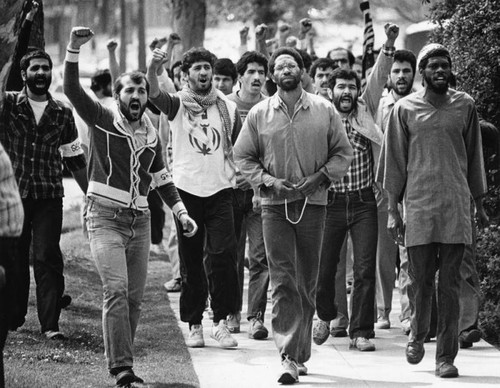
[249,330,268,340]
[278,372,298,384]
[186,342,205,348]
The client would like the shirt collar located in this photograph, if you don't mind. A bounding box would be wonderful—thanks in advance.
[17,88,63,111]
[270,89,311,110]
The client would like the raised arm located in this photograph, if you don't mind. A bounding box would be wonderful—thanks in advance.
[362,23,399,117]
[239,26,249,57]
[106,39,120,84]
[255,24,269,59]
[146,48,180,118]
[63,27,102,125]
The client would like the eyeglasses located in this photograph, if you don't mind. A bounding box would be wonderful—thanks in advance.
[275,62,299,71]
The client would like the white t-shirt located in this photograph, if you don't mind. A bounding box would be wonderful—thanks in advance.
[28,98,48,124]
[170,102,235,197]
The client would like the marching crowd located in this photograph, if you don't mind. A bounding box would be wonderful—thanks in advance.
[0,3,492,387]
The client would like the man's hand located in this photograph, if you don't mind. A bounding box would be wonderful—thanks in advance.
[107,39,118,52]
[179,214,198,237]
[236,174,251,191]
[278,23,291,36]
[384,23,399,47]
[240,26,249,44]
[252,195,262,213]
[294,172,327,197]
[26,1,39,22]
[255,24,268,42]
[149,48,168,72]
[387,208,405,245]
[298,18,312,39]
[285,36,298,48]
[272,179,297,199]
[168,32,181,47]
[69,27,94,50]
[475,204,490,229]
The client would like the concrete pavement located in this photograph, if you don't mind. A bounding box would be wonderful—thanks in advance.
[61,178,500,387]
[168,272,500,388]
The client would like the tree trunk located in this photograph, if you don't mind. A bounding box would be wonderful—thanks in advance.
[119,0,127,73]
[0,0,27,112]
[137,0,146,71]
[171,0,206,52]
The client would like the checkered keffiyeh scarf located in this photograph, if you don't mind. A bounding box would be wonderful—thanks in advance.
[177,85,236,181]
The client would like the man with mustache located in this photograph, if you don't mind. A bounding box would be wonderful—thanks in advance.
[63,27,197,387]
[374,49,416,333]
[378,43,488,378]
[148,46,242,350]
[310,57,337,101]
[227,51,269,338]
[234,47,353,384]
[0,49,87,339]
[313,23,399,352]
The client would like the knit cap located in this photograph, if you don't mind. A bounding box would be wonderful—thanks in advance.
[417,43,451,70]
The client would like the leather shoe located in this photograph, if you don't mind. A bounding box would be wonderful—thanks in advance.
[406,341,424,364]
[459,328,481,349]
[435,362,459,378]
[115,369,144,387]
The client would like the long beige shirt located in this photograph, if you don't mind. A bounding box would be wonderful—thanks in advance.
[234,90,353,206]
[377,88,486,247]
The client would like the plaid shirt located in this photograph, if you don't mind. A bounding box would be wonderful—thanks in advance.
[0,89,86,199]
[331,118,373,192]
[0,141,24,237]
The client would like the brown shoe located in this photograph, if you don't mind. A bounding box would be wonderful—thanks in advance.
[406,341,424,364]
[435,362,459,378]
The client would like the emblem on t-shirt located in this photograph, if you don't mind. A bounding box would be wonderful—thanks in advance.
[188,111,221,155]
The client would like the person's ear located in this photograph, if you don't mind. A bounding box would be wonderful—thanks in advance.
[21,70,27,82]
[327,88,333,100]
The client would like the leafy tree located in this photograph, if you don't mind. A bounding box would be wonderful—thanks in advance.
[429,0,500,129]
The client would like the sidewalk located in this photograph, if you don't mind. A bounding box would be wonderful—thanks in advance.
[168,270,500,388]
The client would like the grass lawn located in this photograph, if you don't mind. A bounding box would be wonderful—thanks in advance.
[4,204,199,388]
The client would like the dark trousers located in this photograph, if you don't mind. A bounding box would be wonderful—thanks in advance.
[407,243,464,364]
[148,190,165,245]
[316,188,378,339]
[232,188,268,319]
[176,188,239,324]
[14,198,65,333]
[0,237,18,388]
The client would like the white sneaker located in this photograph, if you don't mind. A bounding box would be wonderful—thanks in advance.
[375,316,391,329]
[278,354,299,384]
[211,320,238,348]
[186,324,205,348]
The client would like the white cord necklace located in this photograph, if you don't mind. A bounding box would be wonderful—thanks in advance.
[285,197,308,224]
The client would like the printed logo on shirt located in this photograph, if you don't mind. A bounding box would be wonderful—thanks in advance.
[188,111,221,156]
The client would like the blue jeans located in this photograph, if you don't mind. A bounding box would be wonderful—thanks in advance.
[316,188,378,339]
[176,188,239,324]
[86,198,151,371]
[233,189,269,320]
[407,243,464,364]
[15,197,65,333]
[262,200,326,363]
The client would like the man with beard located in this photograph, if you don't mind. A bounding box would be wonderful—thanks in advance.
[63,27,197,386]
[310,57,337,101]
[234,47,353,384]
[227,51,269,337]
[0,50,87,339]
[147,46,242,350]
[313,23,399,352]
[374,49,416,333]
[378,43,488,378]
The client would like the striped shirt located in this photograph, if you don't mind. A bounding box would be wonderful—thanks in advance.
[332,118,373,192]
[0,90,86,199]
[0,142,24,237]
